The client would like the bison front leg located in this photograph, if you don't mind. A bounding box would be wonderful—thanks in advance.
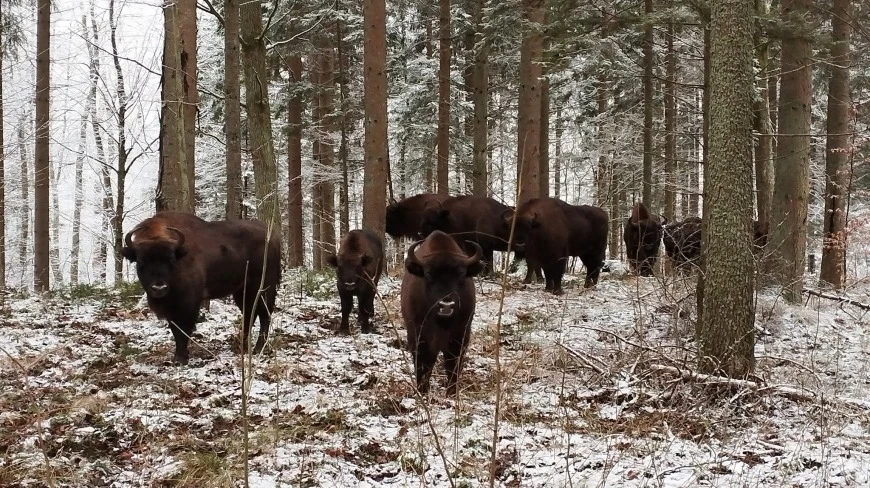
[338,292,354,334]
[411,343,437,395]
[358,291,376,334]
[443,337,467,396]
[168,319,196,365]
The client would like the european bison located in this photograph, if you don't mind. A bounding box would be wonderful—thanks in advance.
[504,197,608,294]
[663,217,702,272]
[624,202,666,276]
[401,230,483,395]
[420,195,512,275]
[753,220,769,252]
[327,229,385,334]
[121,211,281,365]
[385,193,453,240]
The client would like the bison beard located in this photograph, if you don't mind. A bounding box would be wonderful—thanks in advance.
[327,229,385,334]
[401,231,482,396]
[122,211,281,365]
[623,202,666,276]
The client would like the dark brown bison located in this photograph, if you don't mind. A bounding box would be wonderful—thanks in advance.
[420,195,512,275]
[503,198,608,294]
[663,217,702,271]
[623,202,667,276]
[326,229,384,334]
[121,211,281,365]
[385,193,454,240]
[401,231,482,395]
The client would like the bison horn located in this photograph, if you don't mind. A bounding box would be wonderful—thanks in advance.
[462,241,483,267]
[406,239,424,267]
[167,227,186,248]
[124,224,144,248]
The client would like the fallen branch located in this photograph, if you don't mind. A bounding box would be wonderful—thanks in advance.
[558,343,606,375]
[649,364,870,411]
[802,288,870,311]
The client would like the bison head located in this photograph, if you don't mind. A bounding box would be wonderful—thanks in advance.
[405,232,482,320]
[420,206,450,238]
[385,197,406,239]
[502,209,540,253]
[121,226,187,299]
[327,252,373,291]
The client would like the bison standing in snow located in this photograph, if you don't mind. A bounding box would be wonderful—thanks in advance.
[121,211,281,365]
[401,231,482,395]
[385,193,454,240]
[624,202,667,276]
[327,229,385,334]
[503,197,608,294]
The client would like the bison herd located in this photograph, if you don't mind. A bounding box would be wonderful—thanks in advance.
[123,196,768,396]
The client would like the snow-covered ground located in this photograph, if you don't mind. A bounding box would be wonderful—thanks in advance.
[2,260,870,487]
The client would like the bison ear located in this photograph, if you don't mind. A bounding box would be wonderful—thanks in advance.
[121,246,136,262]
[361,255,372,266]
[327,255,338,268]
[405,258,424,277]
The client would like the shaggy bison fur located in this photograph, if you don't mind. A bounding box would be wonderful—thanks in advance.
[327,229,385,334]
[623,202,667,276]
[385,193,453,240]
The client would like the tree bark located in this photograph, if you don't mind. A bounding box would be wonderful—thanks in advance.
[287,54,304,267]
[554,106,562,200]
[316,40,336,259]
[770,0,812,302]
[471,0,488,197]
[109,0,127,283]
[362,0,389,239]
[34,0,50,291]
[49,161,62,285]
[240,0,281,229]
[539,73,550,199]
[819,0,851,289]
[641,0,654,209]
[17,118,29,277]
[224,0,242,219]
[663,15,677,221]
[753,0,773,229]
[87,9,110,284]
[71,83,87,285]
[336,5,350,235]
[158,0,193,213]
[179,0,197,205]
[436,0,451,194]
[517,0,544,204]
[697,0,756,377]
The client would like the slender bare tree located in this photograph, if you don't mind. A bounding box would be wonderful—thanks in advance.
[225,0,242,219]
[34,0,50,291]
[287,53,304,267]
[362,0,389,238]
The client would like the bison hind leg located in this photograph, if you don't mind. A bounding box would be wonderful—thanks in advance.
[443,339,467,396]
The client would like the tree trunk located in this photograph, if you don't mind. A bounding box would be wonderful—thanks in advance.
[316,40,336,258]
[312,169,322,269]
[287,54,304,267]
[436,0,450,194]
[17,118,29,279]
[224,0,242,219]
[697,0,756,378]
[471,0,488,197]
[158,0,193,213]
[71,103,87,285]
[539,73,550,199]
[663,15,677,221]
[34,0,51,291]
[517,0,544,204]
[819,0,851,289]
[109,0,127,283]
[49,161,62,285]
[641,0,654,209]
[362,0,389,239]
[179,0,197,206]
[554,106,562,200]
[753,0,773,228]
[240,0,281,229]
[770,0,812,302]
[336,5,350,235]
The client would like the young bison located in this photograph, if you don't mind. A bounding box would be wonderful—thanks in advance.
[122,212,281,365]
[327,229,385,334]
[401,231,482,396]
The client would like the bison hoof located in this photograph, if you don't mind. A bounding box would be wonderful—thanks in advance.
[550,289,564,296]
[252,340,266,355]
[361,326,376,334]
[337,327,351,336]
[172,353,190,365]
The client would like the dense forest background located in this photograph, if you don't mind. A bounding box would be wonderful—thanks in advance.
[0,0,868,290]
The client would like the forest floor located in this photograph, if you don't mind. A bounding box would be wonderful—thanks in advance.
[2,260,870,487]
